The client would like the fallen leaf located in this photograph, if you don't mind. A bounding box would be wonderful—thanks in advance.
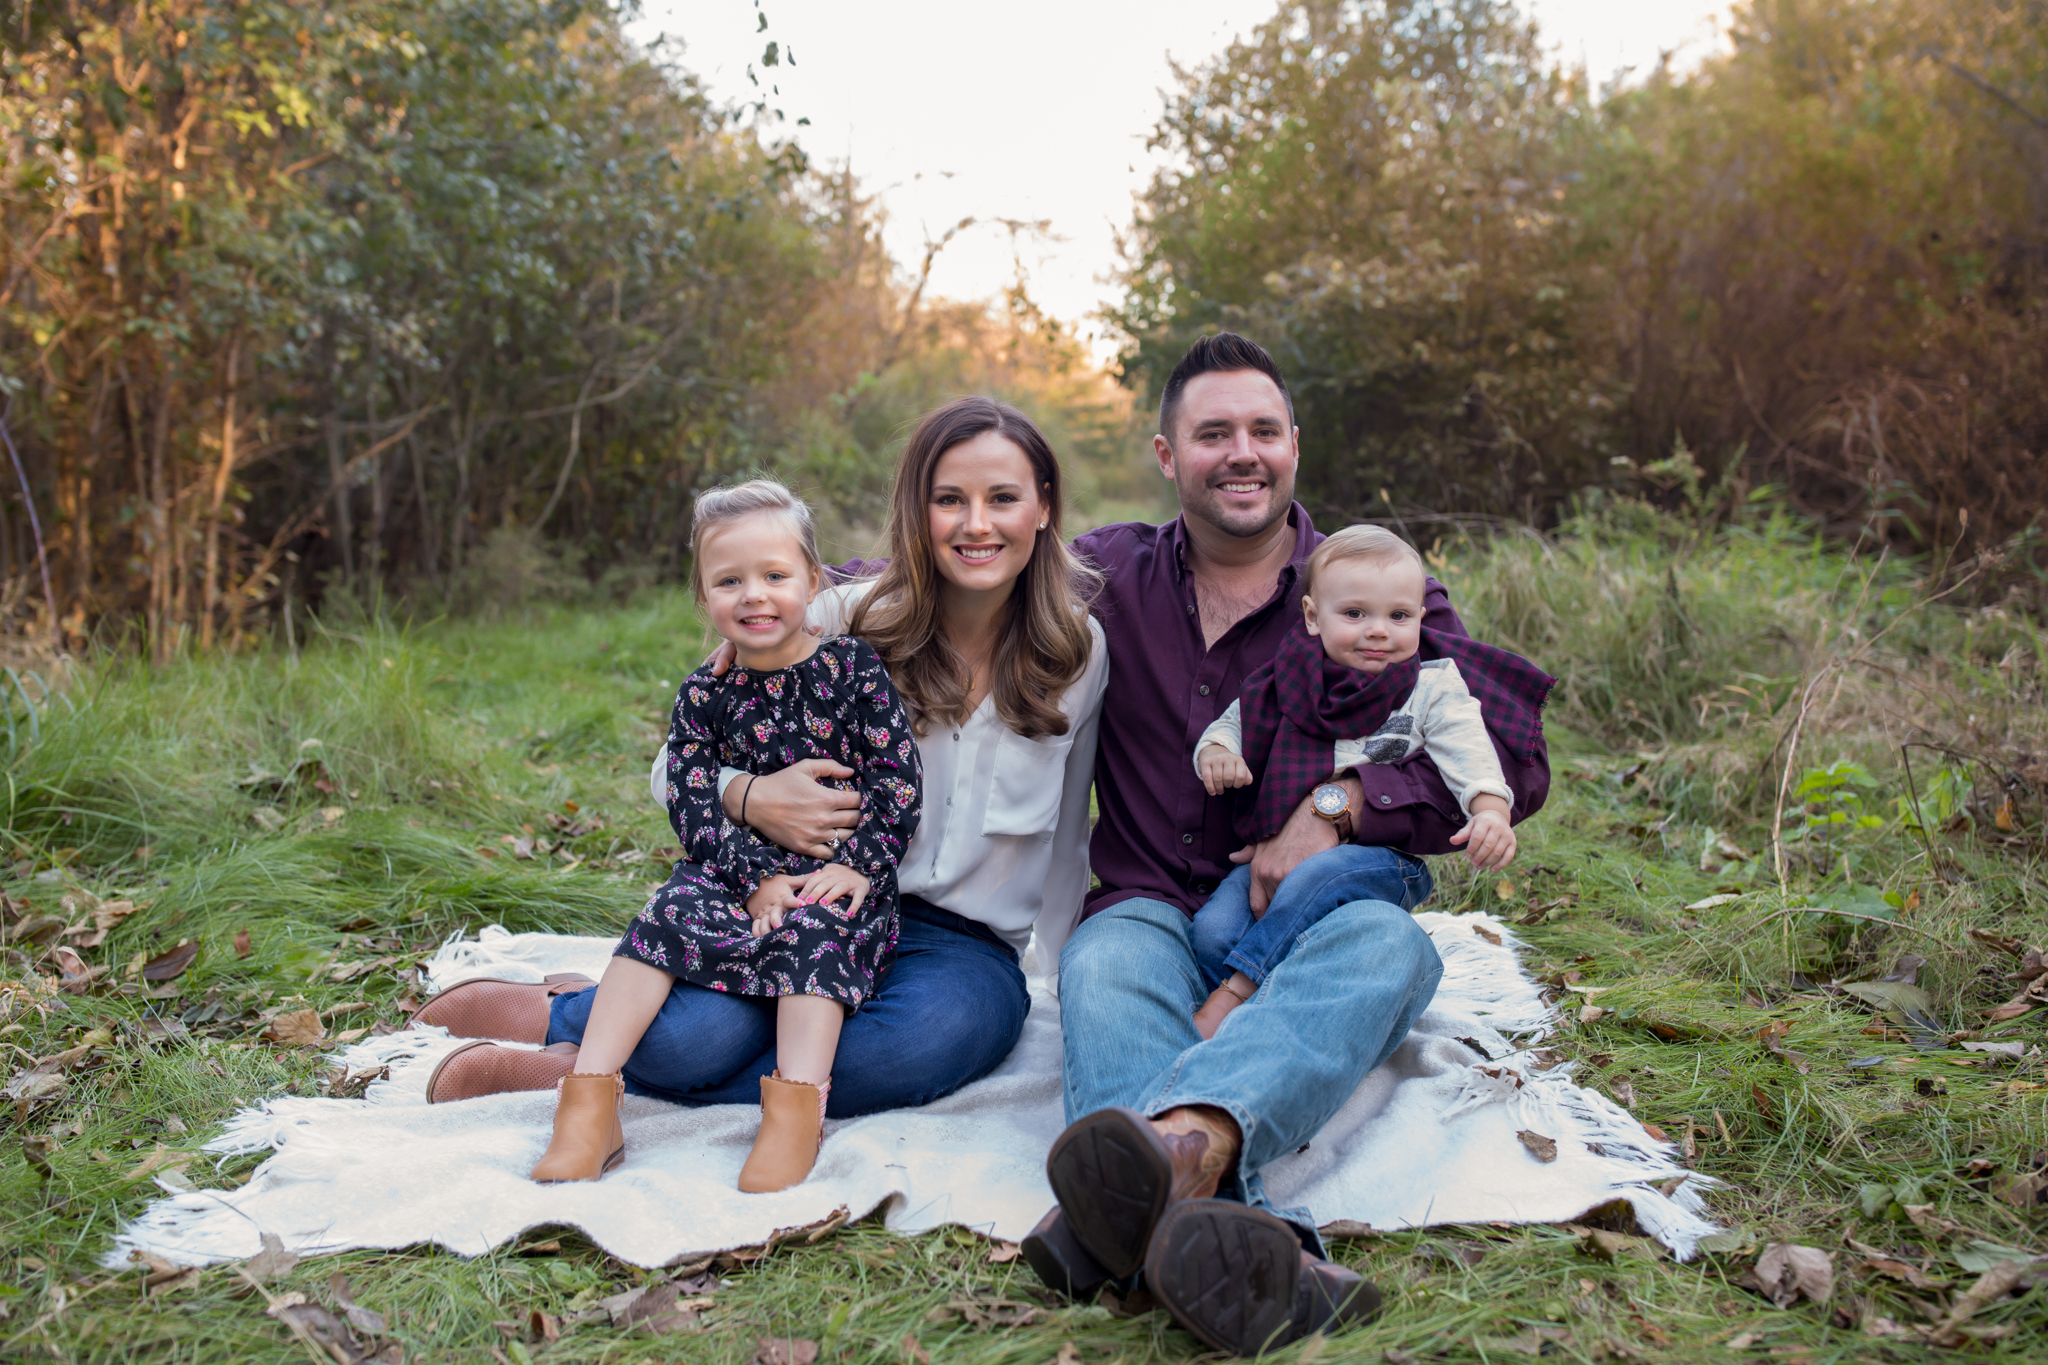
[756,1338,819,1365]
[1953,1240,2039,1273]
[262,1009,326,1048]
[142,941,200,981]
[242,1231,300,1283]
[1517,1129,1558,1163]
[1686,893,1743,910]
[1923,1255,2048,1347]
[901,1333,930,1365]
[1610,1078,1636,1108]
[1053,1344,1080,1365]
[1317,1219,1377,1238]
[1494,879,1515,901]
[1994,795,2017,832]
[123,1145,192,1183]
[235,929,252,959]
[985,1240,1020,1264]
[1961,1040,2025,1058]
[1967,928,2027,959]
[1857,1257,1945,1290]
[1579,1004,1608,1025]
[1640,1121,1669,1142]
[602,1282,703,1334]
[1753,1243,1835,1308]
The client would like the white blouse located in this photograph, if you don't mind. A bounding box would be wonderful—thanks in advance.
[649,580,1108,965]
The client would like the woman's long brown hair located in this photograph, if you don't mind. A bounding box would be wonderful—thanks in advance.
[849,397,1100,740]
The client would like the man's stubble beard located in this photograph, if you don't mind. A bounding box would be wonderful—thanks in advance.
[1176,464,1296,543]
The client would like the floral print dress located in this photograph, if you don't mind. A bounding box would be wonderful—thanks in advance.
[618,635,921,1008]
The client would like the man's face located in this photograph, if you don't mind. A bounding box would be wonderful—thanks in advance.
[1155,370,1299,541]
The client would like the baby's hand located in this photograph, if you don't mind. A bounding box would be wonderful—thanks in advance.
[790,862,871,916]
[1198,744,1254,797]
[746,874,804,938]
[1450,808,1517,871]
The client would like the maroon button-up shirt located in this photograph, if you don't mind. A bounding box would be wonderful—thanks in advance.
[1072,505,1551,921]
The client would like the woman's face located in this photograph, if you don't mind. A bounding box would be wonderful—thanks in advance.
[926,432,1048,598]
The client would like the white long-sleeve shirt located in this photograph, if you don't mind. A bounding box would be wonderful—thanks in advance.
[1194,657,1511,816]
[650,579,1108,964]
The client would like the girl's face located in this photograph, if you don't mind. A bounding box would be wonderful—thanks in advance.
[1303,556,1426,675]
[697,511,821,670]
[926,432,1048,599]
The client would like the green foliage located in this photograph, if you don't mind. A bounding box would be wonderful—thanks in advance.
[1117,0,2048,576]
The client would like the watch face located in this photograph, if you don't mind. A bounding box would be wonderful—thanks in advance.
[1312,784,1347,817]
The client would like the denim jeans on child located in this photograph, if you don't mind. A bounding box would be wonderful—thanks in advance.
[1189,843,1433,992]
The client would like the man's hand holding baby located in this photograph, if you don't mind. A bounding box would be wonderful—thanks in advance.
[1449,793,1517,870]
[1198,743,1253,796]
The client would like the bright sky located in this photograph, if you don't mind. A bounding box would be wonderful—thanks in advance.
[632,2,1731,353]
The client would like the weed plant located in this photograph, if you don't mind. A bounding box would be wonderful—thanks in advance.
[1,528,2044,1363]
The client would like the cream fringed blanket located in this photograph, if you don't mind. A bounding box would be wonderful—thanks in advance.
[107,912,1721,1270]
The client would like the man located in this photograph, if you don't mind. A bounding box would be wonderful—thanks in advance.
[1023,333,1550,1354]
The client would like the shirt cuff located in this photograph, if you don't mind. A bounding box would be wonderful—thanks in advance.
[718,766,745,799]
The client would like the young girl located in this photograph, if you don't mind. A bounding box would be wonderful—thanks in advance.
[531,479,921,1192]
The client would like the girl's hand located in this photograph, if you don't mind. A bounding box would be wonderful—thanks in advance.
[746,874,805,938]
[789,863,871,916]
[1198,744,1254,797]
[1450,808,1517,870]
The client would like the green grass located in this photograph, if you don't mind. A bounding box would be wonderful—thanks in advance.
[3,529,2046,1363]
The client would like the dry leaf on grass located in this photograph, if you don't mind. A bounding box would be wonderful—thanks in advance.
[1752,1243,1835,1307]
[1054,1344,1082,1365]
[234,928,252,959]
[1686,893,1743,910]
[985,1240,1020,1264]
[142,941,200,981]
[1921,1256,2048,1347]
[601,1281,704,1334]
[1609,1077,1636,1108]
[755,1338,819,1365]
[1517,1130,1558,1163]
[1472,924,1502,946]
[242,1232,299,1283]
[1856,1257,1945,1290]
[263,1009,326,1047]
[900,1332,929,1364]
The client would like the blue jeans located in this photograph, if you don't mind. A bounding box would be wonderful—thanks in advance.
[1058,890,1443,1250]
[547,899,1030,1119]
[1190,845,1432,991]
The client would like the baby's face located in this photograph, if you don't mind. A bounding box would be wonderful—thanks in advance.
[1303,557,1426,675]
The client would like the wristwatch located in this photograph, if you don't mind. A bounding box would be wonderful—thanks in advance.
[1310,781,1354,843]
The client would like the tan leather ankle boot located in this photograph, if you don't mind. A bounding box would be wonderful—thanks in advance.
[530,1072,625,1183]
[737,1072,827,1193]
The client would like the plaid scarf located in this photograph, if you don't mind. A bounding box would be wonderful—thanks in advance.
[1234,624,1557,844]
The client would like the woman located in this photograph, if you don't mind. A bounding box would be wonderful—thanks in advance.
[416,397,1107,1118]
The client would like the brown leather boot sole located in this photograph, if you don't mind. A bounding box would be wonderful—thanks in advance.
[412,974,594,1043]
[1145,1199,1382,1355]
[1045,1107,1228,1278]
[426,1040,580,1104]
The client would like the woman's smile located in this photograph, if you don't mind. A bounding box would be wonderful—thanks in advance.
[952,543,1004,564]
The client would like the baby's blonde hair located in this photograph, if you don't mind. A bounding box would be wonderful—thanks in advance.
[688,478,822,602]
[1304,524,1425,597]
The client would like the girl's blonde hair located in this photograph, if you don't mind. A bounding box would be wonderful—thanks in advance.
[1304,524,1425,597]
[688,479,822,602]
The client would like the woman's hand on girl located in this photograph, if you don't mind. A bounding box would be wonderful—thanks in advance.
[790,863,871,915]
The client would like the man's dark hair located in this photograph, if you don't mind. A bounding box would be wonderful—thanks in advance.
[1157,331,1294,446]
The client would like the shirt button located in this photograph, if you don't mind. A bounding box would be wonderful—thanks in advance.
[1182,833,1194,844]
[1186,604,1195,615]
[1380,794,1393,804]
[1198,685,1210,696]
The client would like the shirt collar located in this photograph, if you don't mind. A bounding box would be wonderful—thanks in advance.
[1170,501,1319,584]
